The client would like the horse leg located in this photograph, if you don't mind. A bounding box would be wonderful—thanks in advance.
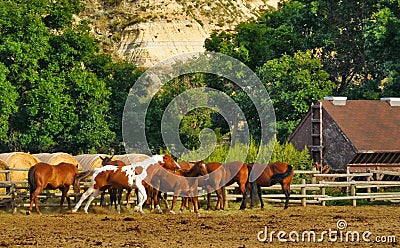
[99,191,106,207]
[257,186,264,209]
[192,197,199,214]
[108,188,116,211]
[83,189,103,214]
[29,186,44,215]
[281,182,291,209]
[161,192,169,209]
[216,187,225,210]
[170,196,178,214]
[239,183,247,210]
[72,187,95,213]
[206,193,212,210]
[125,189,132,209]
[153,190,163,214]
[179,197,186,212]
[59,186,69,213]
[135,182,147,214]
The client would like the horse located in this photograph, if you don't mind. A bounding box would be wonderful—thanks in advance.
[170,160,208,214]
[249,161,294,209]
[27,162,81,215]
[146,160,195,213]
[72,154,180,214]
[98,155,132,213]
[205,161,258,210]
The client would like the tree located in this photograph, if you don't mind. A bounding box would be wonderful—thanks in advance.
[0,0,137,154]
[257,50,335,141]
[362,1,400,98]
[0,64,18,145]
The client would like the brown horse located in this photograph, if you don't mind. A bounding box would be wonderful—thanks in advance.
[27,162,81,215]
[249,162,294,209]
[204,162,225,210]
[171,160,208,214]
[72,154,180,214]
[99,155,132,213]
[205,161,258,210]
[147,160,195,212]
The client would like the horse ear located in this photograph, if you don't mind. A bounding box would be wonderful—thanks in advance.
[110,155,114,160]
[99,156,104,161]
[76,164,78,169]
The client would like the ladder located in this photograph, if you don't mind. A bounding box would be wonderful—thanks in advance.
[310,101,323,162]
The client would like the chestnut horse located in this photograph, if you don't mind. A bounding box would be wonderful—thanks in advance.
[146,160,195,213]
[27,162,80,215]
[171,160,208,214]
[249,161,294,209]
[205,161,258,210]
[72,154,180,214]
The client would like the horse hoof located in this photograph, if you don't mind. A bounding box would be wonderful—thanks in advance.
[26,211,31,215]
[170,210,176,215]
[133,206,139,212]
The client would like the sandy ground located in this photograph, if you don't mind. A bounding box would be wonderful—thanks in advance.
[0,204,399,247]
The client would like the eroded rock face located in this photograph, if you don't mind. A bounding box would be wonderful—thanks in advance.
[80,0,279,68]
[116,19,208,68]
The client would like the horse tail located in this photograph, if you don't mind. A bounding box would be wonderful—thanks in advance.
[28,166,37,197]
[247,164,259,205]
[74,170,94,184]
[270,164,293,186]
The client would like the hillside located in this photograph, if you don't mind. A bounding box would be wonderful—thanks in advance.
[80,0,279,68]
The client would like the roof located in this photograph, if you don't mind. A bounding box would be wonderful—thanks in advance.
[320,100,400,152]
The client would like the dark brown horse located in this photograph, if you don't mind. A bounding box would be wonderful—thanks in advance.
[99,155,132,213]
[73,154,180,214]
[249,162,294,209]
[27,162,80,215]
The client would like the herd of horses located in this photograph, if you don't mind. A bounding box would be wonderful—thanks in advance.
[26,154,294,215]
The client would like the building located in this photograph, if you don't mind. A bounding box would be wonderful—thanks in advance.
[289,97,400,172]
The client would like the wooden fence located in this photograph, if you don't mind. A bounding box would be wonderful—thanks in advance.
[1,168,400,213]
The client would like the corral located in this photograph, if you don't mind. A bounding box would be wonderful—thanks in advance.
[0,206,398,247]
[0,153,399,247]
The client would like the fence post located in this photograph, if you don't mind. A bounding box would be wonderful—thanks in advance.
[366,170,373,202]
[350,181,356,206]
[301,178,306,207]
[320,181,326,207]
[5,169,11,194]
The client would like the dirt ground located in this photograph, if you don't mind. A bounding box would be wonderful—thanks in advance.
[0,203,399,247]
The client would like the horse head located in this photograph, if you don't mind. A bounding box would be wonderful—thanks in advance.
[162,154,180,171]
[99,155,114,166]
[193,160,208,178]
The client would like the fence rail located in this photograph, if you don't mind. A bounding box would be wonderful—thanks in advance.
[1,168,400,213]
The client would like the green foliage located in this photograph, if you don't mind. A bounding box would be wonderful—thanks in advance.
[0,64,18,143]
[269,140,311,183]
[257,50,335,141]
[0,0,139,154]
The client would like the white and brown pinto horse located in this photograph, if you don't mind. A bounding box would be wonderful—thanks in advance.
[72,154,180,214]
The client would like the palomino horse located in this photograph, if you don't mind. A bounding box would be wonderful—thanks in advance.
[98,155,132,213]
[27,162,80,215]
[249,161,294,209]
[72,154,180,214]
[205,161,258,210]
